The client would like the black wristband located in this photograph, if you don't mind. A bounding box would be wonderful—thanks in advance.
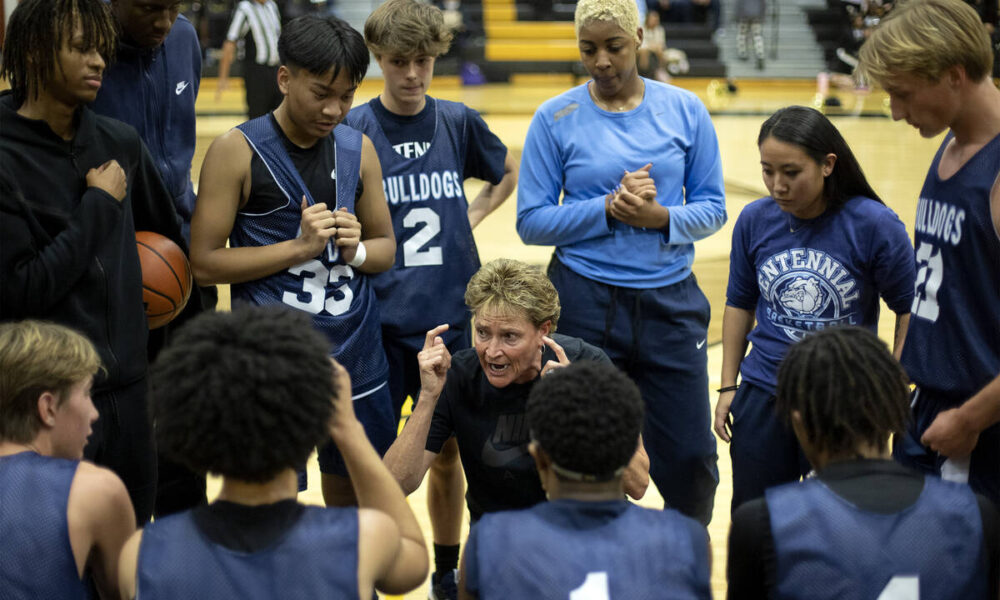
[717,385,739,393]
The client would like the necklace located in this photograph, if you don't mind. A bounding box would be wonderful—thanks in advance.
[788,213,812,233]
[589,80,645,112]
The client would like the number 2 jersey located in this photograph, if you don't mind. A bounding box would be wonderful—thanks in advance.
[346,97,506,350]
[901,132,1000,398]
[230,115,388,395]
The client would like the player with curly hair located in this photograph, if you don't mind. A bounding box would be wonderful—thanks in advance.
[459,361,710,599]
[116,306,427,598]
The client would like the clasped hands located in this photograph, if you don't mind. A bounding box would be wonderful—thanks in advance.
[297,197,363,264]
[606,163,670,230]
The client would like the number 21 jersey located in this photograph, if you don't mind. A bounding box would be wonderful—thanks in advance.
[901,132,1000,398]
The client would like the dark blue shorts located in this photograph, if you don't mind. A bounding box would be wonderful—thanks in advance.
[317,384,396,476]
[728,381,811,512]
[894,386,1000,506]
[547,256,719,525]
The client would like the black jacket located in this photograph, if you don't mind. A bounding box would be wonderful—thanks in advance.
[0,91,184,393]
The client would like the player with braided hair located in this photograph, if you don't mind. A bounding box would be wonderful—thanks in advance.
[459,361,710,599]
[727,326,998,598]
[117,306,428,598]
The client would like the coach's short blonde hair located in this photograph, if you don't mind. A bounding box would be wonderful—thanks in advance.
[0,320,102,443]
[364,0,453,58]
[575,0,641,43]
[857,0,993,85]
[465,259,560,331]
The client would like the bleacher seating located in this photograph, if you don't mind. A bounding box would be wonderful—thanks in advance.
[465,0,726,81]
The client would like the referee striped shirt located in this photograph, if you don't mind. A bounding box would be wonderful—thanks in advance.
[226,0,281,67]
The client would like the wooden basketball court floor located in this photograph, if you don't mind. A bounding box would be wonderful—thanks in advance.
[195,76,946,598]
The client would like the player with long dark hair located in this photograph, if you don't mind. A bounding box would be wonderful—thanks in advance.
[715,105,915,511]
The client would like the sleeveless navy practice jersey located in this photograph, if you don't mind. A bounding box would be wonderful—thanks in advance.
[466,499,711,599]
[231,117,388,394]
[0,452,87,600]
[136,506,359,598]
[767,476,988,599]
[900,133,1000,398]
[346,99,481,347]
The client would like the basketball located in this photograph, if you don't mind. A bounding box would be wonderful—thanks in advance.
[135,231,193,329]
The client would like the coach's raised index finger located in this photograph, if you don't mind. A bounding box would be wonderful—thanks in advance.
[423,323,450,350]
[542,335,569,364]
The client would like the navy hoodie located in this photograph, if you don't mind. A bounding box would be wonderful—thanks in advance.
[91,14,200,239]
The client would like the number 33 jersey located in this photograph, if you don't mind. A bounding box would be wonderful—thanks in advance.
[347,98,506,348]
[901,132,1000,397]
[230,115,388,396]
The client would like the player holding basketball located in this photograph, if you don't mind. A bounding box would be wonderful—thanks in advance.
[118,306,428,598]
[517,0,726,525]
[0,0,187,524]
[190,15,396,508]
[858,0,1000,506]
[344,1,517,595]
[460,361,711,600]
[715,106,915,512]
[727,327,998,598]
[0,321,136,600]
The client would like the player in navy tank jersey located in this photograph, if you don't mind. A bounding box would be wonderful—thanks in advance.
[345,2,518,596]
[118,307,428,599]
[715,106,915,512]
[727,327,998,599]
[461,361,710,600]
[190,15,398,508]
[0,321,136,600]
[858,0,1000,506]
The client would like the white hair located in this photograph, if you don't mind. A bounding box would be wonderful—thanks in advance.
[575,0,641,43]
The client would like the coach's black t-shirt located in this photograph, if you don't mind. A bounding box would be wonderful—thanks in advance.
[425,333,609,521]
[727,459,1000,599]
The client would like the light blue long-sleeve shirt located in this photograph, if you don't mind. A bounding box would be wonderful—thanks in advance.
[516,79,726,288]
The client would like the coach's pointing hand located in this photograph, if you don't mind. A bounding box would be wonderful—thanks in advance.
[418,324,452,400]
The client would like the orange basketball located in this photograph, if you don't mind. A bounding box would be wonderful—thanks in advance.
[135,231,193,329]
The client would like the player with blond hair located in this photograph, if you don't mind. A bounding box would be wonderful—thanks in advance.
[858,0,1000,507]
[0,320,136,599]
